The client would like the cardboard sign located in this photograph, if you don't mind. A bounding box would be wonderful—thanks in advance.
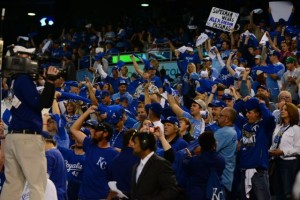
[206,7,239,32]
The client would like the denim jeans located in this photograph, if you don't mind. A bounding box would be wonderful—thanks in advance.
[270,158,299,200]
[241,170,271,200]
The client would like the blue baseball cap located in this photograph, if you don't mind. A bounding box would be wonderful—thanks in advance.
[208,100,226,108]
[65,81,79,88]
[106,105,125,124]
[244,98,260,112]
[101,90,110,99]
[112,66,119,71]
[256,84,267,91]
[80,127,91,136]
[120,96,129,102]
[105,40,114,45]
[222,93,233,100]
[269,50,281,58]
[118,79,128,86]
[131,72,140,79]
[145,102,162,116]
[162,116,180,127]
[83,119,99,129]
[116,60,126,69]
[95,122,113,135]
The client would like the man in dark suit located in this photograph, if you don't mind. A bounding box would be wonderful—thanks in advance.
[131,130,178,200]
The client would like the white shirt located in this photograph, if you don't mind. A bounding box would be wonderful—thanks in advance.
[153,120,164,135]
[136,151,154,183]
[270,124,300,160]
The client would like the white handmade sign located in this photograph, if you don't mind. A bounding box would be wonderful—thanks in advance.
[206,7,239,32]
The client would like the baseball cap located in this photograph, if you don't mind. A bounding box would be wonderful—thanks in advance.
[116,60,126,69]
[83,119,99,129]
[269,50,281,58]
[244,98,260,112]
[131,72,140,79]
[101,90,110,99]
[286,56,296,64]
[208,100,226,108]
[105,40,114,45]
[162,116,180,127]
[95,122,113,135]
[80,127,91,136]
[203,56,212,62]
[106,105,125,124]
[65,81,79,88]
[256,84,267,91]
[191,99,207,110]
[222,93,233,100]
[145,102,162,116]
[254,55,261,59]
[118,79,128,86]
[120,96,129,102]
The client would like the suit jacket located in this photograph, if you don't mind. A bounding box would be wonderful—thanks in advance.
[131,153,178,200]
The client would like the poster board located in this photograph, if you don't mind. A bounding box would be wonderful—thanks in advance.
[269,1,293,22]
[206,7,239,32]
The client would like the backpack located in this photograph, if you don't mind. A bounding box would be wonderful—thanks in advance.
[206,168,225,200]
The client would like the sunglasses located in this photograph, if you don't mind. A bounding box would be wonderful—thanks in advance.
[95,123,107,131]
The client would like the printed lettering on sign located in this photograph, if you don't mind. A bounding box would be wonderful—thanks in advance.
[206,7,239,32]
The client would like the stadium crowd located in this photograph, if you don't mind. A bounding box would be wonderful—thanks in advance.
[1,2,300,200]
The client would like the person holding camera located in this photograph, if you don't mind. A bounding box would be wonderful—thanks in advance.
[0,60,59,200]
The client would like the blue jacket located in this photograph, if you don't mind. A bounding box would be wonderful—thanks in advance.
[234,101,276,169]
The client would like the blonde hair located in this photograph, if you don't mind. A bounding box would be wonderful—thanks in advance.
[187,62,196,73]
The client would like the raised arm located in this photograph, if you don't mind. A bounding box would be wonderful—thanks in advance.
[167,93,184,117]
[85,77,98,106]
[266,31,281,52]
[226,51,237,76]
[130,54,144,77]
[70,105,97,144]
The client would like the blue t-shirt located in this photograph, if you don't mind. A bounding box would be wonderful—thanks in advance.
[108,147,139,195]
[214,126,237,191]
[51,114,69,149]
[46,148,67,200]
[110,128,127,149]
[58,147,85,183]
[219,64,236,88]
[79,137,118,199]
[182,112,204,139]
[179,52,201,73]
[266,62,285,101]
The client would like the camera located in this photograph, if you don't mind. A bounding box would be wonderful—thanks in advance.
[3,53,65,79]
[3,56,40,78]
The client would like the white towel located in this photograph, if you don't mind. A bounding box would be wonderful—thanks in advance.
[245,169,257,199]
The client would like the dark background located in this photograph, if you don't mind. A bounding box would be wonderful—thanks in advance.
[0,0,299,47]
